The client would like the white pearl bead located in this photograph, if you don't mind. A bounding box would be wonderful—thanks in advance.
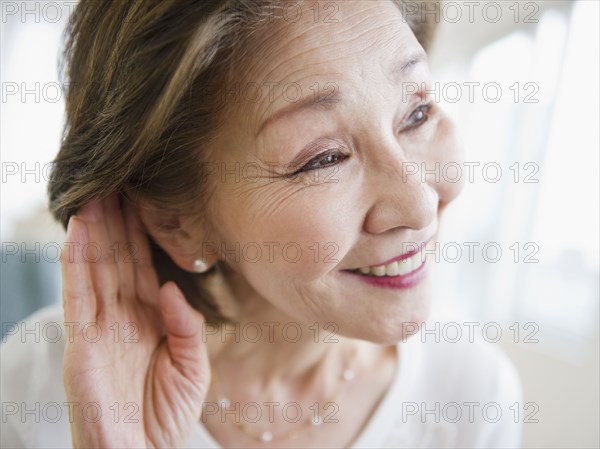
[260,431,273,442]
[218,398,230,408]
[194,259,209,273]
[342,369,355,381]
[312,415,323,426]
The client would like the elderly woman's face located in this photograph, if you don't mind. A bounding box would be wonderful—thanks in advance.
[203,0,464,343]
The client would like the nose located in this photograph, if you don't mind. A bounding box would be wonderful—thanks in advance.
[362,138,439,235]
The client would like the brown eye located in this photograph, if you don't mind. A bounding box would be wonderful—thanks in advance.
[297,150,345,173]
[404,103,432,130]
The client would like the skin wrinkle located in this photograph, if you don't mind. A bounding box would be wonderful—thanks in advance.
[256,42,415,149]
[238,180,307,222]
[219,154,321,216]
[289,281,329,324]
[238,7,405,131]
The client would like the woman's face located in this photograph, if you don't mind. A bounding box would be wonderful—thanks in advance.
[199,0,464,344]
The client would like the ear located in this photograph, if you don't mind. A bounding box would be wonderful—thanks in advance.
[133,200,218,273]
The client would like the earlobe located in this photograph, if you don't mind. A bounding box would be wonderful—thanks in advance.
[133,201,217,274]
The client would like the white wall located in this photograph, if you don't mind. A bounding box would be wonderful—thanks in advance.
[428,1,599,447]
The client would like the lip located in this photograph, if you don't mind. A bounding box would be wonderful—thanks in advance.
[341,255,429,290]
[376,240,430,267]
[353,236,434,270]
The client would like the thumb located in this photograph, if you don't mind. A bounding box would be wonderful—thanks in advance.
[158,281,211,383]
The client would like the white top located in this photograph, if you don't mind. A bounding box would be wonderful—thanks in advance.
[1,305,523,448]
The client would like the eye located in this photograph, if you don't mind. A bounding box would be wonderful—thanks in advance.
[295,149,346,174]
[403,102,433,131]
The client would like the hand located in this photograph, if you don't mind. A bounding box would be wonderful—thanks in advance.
[60,194,211,448]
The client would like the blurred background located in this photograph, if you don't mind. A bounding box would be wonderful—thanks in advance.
[1,1,598,447]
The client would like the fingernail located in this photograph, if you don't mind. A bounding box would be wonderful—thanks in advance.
[82,199,103,221]
[171,282,185,300]
[66,215,74,234]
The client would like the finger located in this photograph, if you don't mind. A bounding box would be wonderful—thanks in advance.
[103,193,136,301]
[61,216,96,324]
[123,200,160,305]
[159,282,211,386]
[77,199,119,312]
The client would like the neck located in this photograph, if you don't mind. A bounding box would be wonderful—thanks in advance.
[198,265,399,447]
[202,263,367,403]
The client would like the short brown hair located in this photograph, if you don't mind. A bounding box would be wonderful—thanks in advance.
[48,0,441,323]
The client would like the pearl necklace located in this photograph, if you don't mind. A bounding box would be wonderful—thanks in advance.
[204,344,359,443]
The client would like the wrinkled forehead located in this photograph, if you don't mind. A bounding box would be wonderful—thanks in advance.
[223,0,421,134]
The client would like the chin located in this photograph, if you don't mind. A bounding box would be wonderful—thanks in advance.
[337,279,434,346]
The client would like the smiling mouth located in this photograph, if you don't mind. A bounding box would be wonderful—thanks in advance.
[347,243,428,277]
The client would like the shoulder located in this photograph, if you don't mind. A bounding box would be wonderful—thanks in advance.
[1,304,72,448]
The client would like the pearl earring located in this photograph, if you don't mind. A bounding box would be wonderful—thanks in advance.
[193,259,209,273]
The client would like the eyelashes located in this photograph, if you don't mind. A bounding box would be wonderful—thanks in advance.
[294,148,347,174]
[402,102,433,132]
[290,101,435,176]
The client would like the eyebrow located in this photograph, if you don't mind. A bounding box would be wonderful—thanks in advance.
[389,52,426,84]
[255,52,426,137]
[255,91,342,137]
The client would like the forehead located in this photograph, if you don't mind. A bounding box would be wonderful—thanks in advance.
[231,2,419,116]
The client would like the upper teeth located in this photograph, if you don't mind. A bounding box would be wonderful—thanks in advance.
[356,249,424,277]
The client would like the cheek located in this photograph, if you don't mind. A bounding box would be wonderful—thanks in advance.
[271,194,355,276]
[218,176,360,281]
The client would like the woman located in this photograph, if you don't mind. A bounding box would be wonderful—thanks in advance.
[1,0,522,447]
